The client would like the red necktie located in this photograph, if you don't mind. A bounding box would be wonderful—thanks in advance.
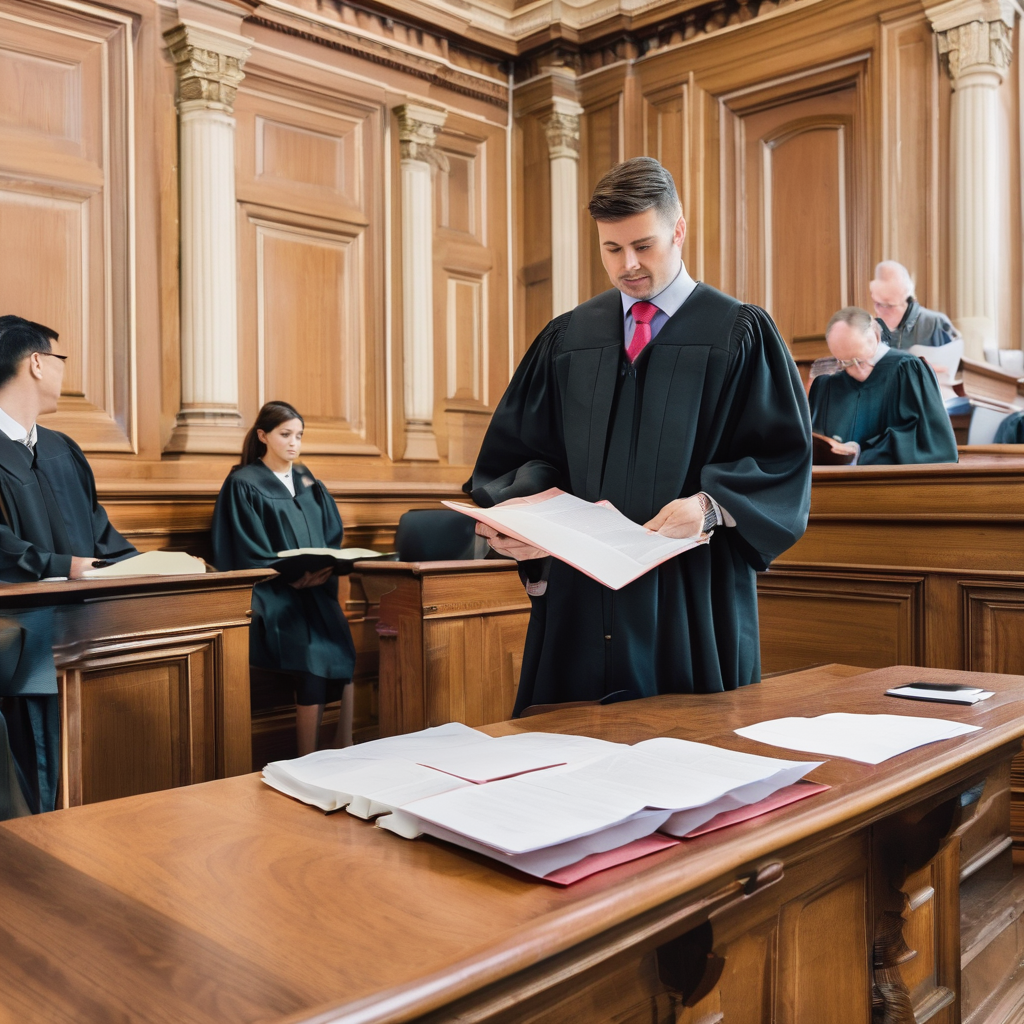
[627,301,659,362]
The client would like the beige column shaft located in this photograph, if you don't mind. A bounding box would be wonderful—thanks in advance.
[540,101,583,317]
[927,0,1020,358]
[164,23,251,453]
[395,103,447,461]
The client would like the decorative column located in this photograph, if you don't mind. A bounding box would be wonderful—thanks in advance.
[164,23,251,453]
[540,99,584,317]
[395,103,447,461]
[927,0,1020,358]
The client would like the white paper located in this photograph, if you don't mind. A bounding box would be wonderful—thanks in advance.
[82,550,206,578]
[885,685,993,705]
[276,547,382,560]
[735,713,980,765]
[416,732,623,783]
[442,491,707,590]
[909,339,963,384]
[398,737,820,855]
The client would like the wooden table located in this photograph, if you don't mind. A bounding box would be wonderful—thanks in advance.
[3,663,1024,1023]
[0,570,270,806]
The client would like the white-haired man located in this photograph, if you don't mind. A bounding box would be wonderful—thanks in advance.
[869,261,960,350]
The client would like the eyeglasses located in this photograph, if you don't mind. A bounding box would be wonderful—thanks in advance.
[873,301,904,312]
[833,356,871,370]
[38,352,67,362]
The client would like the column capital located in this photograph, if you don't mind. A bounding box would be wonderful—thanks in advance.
[926,0,1021,82]
[540,98,584,161]
[164,22,252,114]
[394,103,449,171]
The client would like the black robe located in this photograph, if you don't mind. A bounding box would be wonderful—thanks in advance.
[808,349,958,465]
[467,284,812,715]
[0,426,136,812]
[211,461,355,681]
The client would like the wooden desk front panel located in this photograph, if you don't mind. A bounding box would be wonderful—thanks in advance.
[1,574,267,807]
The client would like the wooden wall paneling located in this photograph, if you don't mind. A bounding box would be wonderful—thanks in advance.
[757,568,924,675]
[234,78,384,455]
[514,111,553,355]
[432,114,507,467]
[962,580,1024,675]
[879,12,940,309]
[0,0,136,451]
[217,625,253,778]
[579,71,626,300]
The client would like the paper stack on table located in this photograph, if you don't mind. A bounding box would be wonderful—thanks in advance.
[263,724,822,879]
[442,489,707,590]
[735,713,980,765]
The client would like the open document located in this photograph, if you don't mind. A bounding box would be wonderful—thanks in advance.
[263,723,822,880]
[442,489,707,590]
[82,550,206,578]
[909,338,963,385]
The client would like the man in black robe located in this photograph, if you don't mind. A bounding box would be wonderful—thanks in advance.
[809,307,958,466]
[466,158,812,714]
[869,261,960,350]
[0,316,136,811]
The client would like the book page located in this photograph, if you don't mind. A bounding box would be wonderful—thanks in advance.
[276,547,383,560]
[443,491,707,590]
[908,339,963,383]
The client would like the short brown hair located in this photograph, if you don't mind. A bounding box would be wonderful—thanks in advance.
[826,306,880,340]
[588,157,681,222]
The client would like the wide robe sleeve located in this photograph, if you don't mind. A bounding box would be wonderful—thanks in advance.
[210,476,279,571]
[858,359,958,465]
[0,503,64,581]
[65,436,136,562]
[700,305,813,571]
[465,315,573,507]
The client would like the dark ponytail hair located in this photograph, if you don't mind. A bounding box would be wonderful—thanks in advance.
[239,401,304,467]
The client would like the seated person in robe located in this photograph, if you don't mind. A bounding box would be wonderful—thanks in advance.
[870,261,960,350]
[211,401,356,756]
[994,411,1024,444]
[0,315,137,812]
[809,307,958,465]
[466,157,812,714]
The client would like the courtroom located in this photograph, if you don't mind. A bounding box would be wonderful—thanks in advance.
[1,0,1023,1019]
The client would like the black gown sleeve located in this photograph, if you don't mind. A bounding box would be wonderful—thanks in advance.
[0,484,65,580]
[700,305,813,570]
[315,482,344,547]
[210,477,279,570]
[465,315,573,507]
[65,437,136,562]
[859,358,958,465]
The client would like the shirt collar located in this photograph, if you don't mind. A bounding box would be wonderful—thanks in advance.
[619,261,697,320]
[870,341,891,366]
[0,406,36,446]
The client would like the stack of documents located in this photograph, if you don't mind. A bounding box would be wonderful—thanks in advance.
[264,723,821,879]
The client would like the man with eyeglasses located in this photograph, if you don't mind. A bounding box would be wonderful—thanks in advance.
[0,315,136,814]
[808,306,958,466]
[869,261,961,351]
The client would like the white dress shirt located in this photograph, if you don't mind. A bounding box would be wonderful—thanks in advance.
[273,466,295,496]
[0,405,37,449]
[620,261,698,349]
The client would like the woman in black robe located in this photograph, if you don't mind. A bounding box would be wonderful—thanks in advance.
[212,402,355,755]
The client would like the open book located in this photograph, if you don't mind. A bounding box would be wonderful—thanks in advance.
[82,549,206,578]
[270,547,390,583]
[442,489,707,590]
[812,433,858,466]
[909,338,963,385]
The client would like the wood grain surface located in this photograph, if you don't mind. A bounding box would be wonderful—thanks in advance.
[3,663,1024,1023]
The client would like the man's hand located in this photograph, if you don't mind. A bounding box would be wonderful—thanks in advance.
[289,567,334,589]
[69,556,98,579]
[644,495,705,538]
[475,522,547,561]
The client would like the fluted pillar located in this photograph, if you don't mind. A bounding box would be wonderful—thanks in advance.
[395,103,447,461]
[164,23,251,453]
[927,0,1020,357]
[540,99,583,317]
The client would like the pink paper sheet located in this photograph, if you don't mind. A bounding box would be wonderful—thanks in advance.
[682,781,830,838]
[543,834,680,886]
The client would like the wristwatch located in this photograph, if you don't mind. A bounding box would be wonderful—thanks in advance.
[696,492,718,535]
